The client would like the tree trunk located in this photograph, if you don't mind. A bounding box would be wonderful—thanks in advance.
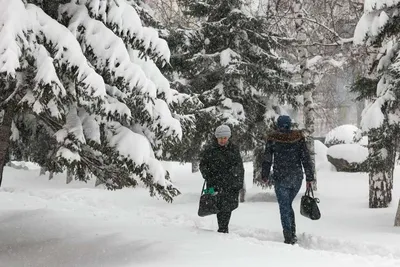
[387,138,398,204]
[49,171,54,180]
[252,146,264,186]
[356,101,365,128]
[294,0,317,191]
[66,169,73,184]
[191,160,200,173]
[368,131,394,208]
[302,69,317,190]
[303,90,317,190]
[394,199,400,226]
[369,171,390,208]
[0,104,14,187]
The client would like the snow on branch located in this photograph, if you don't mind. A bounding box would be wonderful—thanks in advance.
[19,44,68,119]
[61,3,181,141]
[27,4,107,103]
[354,11,389,45]
[364,0,400,13]
[78,108,101,144]
[103,121,179,197]
[0,0,29,77]
[77,0,170,64]
[103,94,132,121]
[286,16,355,46]
[60,4,157,99]
[361,74,396,131]
[55,106,85,163]
[128,48,173,103]
[33,45,66,98]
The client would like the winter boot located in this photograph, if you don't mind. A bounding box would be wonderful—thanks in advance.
[217,228,229,234]
[283,230,295,245]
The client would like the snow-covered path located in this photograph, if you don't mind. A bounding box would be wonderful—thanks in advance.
[1,163,400,266]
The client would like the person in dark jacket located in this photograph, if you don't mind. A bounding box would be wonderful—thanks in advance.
[261,115,314,244]
[199,125,244,233]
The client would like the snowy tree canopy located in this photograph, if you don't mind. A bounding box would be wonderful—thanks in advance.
[352,0,400,208]
[166,0,300,162]
[0,0,195,202]
[353,0,400,131]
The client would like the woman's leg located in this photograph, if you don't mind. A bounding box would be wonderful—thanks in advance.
[217,211,232,233]
[275,185,293,243]
[288,181,302,241]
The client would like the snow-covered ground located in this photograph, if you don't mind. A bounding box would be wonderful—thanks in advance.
[1,162,400,267]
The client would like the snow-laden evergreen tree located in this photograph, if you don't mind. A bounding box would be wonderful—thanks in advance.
[167,0,300,177]
[353,0,400,208]
[133,0,202,167]
[0,0,194,202]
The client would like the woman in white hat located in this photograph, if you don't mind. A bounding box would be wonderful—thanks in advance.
[199,125,244,233]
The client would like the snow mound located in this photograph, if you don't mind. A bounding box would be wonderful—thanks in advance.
[327,144,368,164]
[314,140,336,172]
[9,161,41,171]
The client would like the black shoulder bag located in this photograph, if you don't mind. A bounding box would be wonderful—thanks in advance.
[300,187,321,220]
[197,181,220,217]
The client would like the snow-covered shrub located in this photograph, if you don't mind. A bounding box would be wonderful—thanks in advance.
[324,125,360,147]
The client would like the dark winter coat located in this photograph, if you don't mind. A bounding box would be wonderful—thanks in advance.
[262,130,314,188]
[199,139,244,212]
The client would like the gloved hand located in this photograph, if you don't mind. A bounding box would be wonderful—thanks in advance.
[306,181,313,190]
[203,187,215,194]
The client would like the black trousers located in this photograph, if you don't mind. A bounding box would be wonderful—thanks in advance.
[217,211,232,232]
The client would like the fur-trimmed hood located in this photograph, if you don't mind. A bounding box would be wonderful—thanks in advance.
[266,130,305,143]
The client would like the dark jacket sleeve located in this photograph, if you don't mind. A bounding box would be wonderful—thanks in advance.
[299,138,314,181]
[230,145,244,191]
[199,146,212,182]
[261,140,274,179]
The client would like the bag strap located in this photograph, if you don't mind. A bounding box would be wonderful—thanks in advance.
[305,186,320,203]
[309,187,315,198]
[305,187,314,198]
[201,181,206,195]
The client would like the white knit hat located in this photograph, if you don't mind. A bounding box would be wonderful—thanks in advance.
[215,125,231,138]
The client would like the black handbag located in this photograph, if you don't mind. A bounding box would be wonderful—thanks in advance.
[300,187,321,220]
[198,182,220,217]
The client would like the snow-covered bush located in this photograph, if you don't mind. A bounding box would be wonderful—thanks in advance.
[0,0,196,202]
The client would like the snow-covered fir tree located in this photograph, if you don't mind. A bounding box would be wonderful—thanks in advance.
[353,0,400,208]
[135,0,202,168]
[167,0,300,175]
[0,0,196,202]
